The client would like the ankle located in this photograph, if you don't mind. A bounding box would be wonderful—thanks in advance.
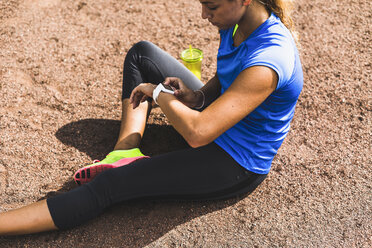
[114,141,139,151]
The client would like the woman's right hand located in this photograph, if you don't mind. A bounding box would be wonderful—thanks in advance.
[163,77,203,109]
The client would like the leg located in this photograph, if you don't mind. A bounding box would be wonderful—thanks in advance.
[48,143,267,230]
[75,41,203,184]
[0,200,57,235]
[0,42,208,235]
[115,41,204,150]
[114,99,150,150]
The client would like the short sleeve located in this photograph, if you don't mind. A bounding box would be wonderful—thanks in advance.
[241,41,295,89]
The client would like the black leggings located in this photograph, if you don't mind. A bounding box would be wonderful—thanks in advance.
[47,41,268,230]
[122,40,203,99]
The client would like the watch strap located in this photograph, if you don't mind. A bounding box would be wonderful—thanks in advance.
[152,84,174,105]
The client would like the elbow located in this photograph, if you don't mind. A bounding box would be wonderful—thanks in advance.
[187,139,206,149]
[183,114,213,148]
[185,131,211,148]
[187,139,204,148]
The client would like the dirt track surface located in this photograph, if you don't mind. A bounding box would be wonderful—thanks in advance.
[0,0,371,247]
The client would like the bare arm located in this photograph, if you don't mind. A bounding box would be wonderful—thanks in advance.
[156,66,278,147]
[130,66,277,147]
[160,73,221,109]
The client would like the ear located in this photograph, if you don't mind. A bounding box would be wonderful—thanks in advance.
[243,0,252,6]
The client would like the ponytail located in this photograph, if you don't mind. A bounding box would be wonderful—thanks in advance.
[257,0,298,40]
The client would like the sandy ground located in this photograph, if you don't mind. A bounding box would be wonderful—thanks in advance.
[0,0,371,247]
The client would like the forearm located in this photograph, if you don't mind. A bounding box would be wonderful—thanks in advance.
[157,93,202,147]
[155,74,221,146]
[130,75,221,146]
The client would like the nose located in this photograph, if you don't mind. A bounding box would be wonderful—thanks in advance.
[201,5,210,19]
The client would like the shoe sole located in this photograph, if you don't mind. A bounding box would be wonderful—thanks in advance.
[74,156,149,185]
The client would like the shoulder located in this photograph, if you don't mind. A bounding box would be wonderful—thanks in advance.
[241,26,297,89]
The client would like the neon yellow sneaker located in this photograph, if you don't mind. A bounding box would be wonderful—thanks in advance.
[74,148,149,185]
[85,148,146,167]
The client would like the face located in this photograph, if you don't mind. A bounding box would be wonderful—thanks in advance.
[199,0,248,30]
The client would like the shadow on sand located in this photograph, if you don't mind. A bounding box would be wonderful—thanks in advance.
[0,119,246,247]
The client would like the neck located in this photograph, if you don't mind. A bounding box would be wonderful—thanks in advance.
[234,1,270,43]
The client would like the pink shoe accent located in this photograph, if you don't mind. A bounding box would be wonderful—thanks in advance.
[74,156,149,186]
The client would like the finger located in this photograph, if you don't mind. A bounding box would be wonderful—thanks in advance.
[129,91,134,103]
[130,86,140,103]
[131,96,137,109]
[131,93,137,109]
[135,99,141,109]
[173,89,181,97]
[136,92,143,103]
[165,77,181,89]
[132,92,143,109]
[163,77,178,85]
[130,91,140,104]
[163,77,171,85]
[140,95,148,103]
[133,98,140,109]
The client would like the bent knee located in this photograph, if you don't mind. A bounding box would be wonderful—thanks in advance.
[132,40,155,50]
[129,40,158,57]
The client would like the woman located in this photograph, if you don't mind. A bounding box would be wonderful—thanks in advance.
[0,0,303,235]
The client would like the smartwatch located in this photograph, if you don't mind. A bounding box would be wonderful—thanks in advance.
[152,83,174,105]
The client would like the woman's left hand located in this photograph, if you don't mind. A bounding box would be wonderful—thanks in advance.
[130,83,156,109]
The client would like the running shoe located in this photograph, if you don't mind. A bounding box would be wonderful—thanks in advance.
[74,148,148,185]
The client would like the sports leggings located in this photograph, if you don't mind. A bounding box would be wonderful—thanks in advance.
[47,41,268,230]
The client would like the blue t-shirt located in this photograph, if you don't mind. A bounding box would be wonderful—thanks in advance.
[214,13,303,174]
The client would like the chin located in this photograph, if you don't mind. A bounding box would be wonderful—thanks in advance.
[216,23,235,30]
[218,25,230,30]
[212,23,225,29]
